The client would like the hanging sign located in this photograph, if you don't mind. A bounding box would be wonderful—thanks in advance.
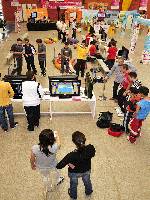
[139,0,148,10]
[111,0,120,10]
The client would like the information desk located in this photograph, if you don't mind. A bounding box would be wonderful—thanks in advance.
[27,22,57,31]
[12,88,96,120]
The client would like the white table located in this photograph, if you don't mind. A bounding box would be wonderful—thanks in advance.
[12,88,96,120]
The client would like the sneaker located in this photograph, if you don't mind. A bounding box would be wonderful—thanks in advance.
[86,190,93,197]
[10,122,18,129]
[127,136,136,144]
[27,127,34,132]
[117,112,124,117]
[68,188,77,200]
[57,177,64,185]
[3,129,8,132]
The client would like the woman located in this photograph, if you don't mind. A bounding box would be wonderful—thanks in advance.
[30,129,64,190]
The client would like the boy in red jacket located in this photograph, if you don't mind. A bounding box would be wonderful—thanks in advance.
[105,41,117,69]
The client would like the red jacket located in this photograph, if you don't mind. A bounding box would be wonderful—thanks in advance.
[107,47,117,60]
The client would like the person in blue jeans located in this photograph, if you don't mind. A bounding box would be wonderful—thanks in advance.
[56,131,96,200]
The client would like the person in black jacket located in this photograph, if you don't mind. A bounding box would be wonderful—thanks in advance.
[56,131,95,200]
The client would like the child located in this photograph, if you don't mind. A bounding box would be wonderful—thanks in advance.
[123,87,141,133]
[128,86,150,144]
[54,53,61,70]
[105,41,118,69]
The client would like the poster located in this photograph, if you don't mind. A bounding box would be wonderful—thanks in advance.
[111,0,120,10]
[142,33,150,63]
[81,9,99,24]
[88,2,108,10]
[139,0,148,10]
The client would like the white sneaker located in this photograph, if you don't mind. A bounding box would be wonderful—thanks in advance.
[57,176,64,185]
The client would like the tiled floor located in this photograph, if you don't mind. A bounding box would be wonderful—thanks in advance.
[0,24,149,200]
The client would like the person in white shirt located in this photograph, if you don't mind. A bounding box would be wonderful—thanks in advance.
[72,19,77,39]
[56,20,63,40]
[30,129,64,190]
[22,71,44,131]
[61,21,67,43]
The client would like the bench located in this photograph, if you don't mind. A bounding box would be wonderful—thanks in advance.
[6,52,13,64]
[97,59,110,74]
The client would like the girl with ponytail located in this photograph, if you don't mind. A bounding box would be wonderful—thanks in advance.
[30,129,64,190]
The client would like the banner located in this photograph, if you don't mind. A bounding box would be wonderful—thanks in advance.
[81,9,99,24]
[122,0,132,11]
[142,32,150,63]
[111,0,120,10]
[139,0,148,10]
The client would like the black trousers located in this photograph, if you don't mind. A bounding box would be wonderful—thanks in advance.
[11,57,23,75]
[72,28,76,39]
[123,111,133,133]
[118,88,126,113]
[24,105,40,131]
[113,82,120,99]
[105,59,115,70]
[39,60,46,75]
[76,59,86,77]
[25,56,37,73]
[61,58,70,73]
[58,29,62,40]
[62,32,66,43]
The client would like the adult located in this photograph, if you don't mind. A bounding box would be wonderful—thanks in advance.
[30,129,64,190]
[56,19,62,40]
[72,19,77,39]
[22,71,44,131]
[76,41,89,77]
[56,131,95,200]
[0,73,18,132]
[10,38,24,76]
[61,42,72,74]
[105,57,136,101]
[23,38,37,74]
[61,21,67,43]
[36,39,46,77]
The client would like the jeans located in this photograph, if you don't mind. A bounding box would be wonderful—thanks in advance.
[39,60,46,75]
[11,57,23,75]
[105,59,115,70]
[0,104,15,130]
[24,104,40,131]
[76,59,86,77]
[25,56,37,73]
[113,82,120,99]
[61,58,70,73]
[68,171,93,200]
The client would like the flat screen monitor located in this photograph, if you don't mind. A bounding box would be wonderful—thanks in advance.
[31,12,37,19]
[49,79,81,98]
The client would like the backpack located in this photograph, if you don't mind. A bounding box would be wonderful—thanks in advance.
[96,112,113,128]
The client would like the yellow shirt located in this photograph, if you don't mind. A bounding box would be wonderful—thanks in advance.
[0,81,14,106]
[77,45,89,60]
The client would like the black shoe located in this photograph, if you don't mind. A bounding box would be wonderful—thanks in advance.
[86,190,93,196]
[57,177,64,185]
[68,188,77,200]
[3,129,8,132]
[10,122,18,129]
[27,126,34,132]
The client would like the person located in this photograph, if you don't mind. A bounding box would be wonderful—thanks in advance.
[10,38,24,76]
[61,42,72,74]
[107,23,116,39]
[56,19,62,40]
[85,33,92,46]
[72,19,77,39]
[76,41,89,77]
[22,71,44,131]
[61,21,67,43]
[105,41,118,69]
[128,86,150,144]
[0,73,18,132]
[123,87,141,133]
[36,39,46,76]
[88,41,104,60]
[56,131,95,200]
[30,129,64,190]
[105,57,136,102]
[23,38,37,74]
[117,67,137,116]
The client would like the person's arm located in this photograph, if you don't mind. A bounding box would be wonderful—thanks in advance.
[54,131,61,149]
[8,83,14,98]
[56,153,72,169]
[125,62,137,72]
[30,151,36,170]
[133,104,141,118]
[38,84,44,98]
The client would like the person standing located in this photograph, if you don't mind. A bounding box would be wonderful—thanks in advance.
[72,19,77,39]
[105,41,118,69]
[36,39,46,77]
[30,129,64,190]
[10,38,24,76]
[61,21,67,43]
[76,41,89,77]
[22,71,44,131]
[56,131,95,200]
[0,73,18,132]
[61,42,72,74]
[23,38,37,74]
[56,19,63,40]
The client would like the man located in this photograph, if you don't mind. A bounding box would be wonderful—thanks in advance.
[105,57,137,102]
[76,41,89,77]
[56,19,63,40]
[0,73,18,132]
[36,39,46,76]
[56,131,95,200]
[61,42,72,74]
[61,21,67,43]
[22,71,44,131]
[23,38,37,74]
[10,38,24,76]
[72,19,77,39]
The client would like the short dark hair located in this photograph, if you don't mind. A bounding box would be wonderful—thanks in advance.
[122,64,129,70]
[82,40,86,44]
[111,41,116,46]
[130,87,139,94]
[17,38,22,42]
[72,131,86,148]
[36,39,42,43]
[64,42,69,45]
[26,71,35,80]
[139,86,149,96]
[129,71,137,78]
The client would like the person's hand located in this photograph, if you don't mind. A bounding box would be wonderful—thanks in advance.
[54,131,57,138]
[104,76,108,82]
[31,164,36,170]
[68,163,75,169]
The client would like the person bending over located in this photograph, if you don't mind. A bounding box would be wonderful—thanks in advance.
[56,131,96,200]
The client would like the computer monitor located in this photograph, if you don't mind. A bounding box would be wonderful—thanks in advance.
[49,79,81,98]
[31,12,37,19]
[3,75,28,99]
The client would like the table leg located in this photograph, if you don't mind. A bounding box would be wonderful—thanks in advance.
[50,101,52,120]
[90,100,96,119]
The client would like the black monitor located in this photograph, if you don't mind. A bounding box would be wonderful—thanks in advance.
[3,75,28,99]
[31,12,37,19]
[48,75,80,98]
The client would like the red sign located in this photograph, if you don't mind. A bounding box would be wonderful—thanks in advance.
[41,0,82,9]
